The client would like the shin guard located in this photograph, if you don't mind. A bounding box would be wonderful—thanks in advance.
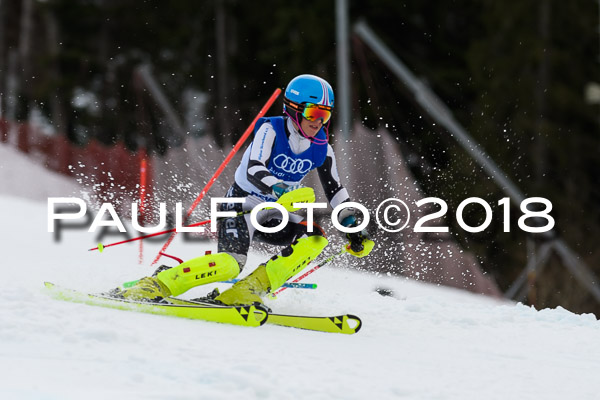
[265,235,329,291]
[157,253,240,297]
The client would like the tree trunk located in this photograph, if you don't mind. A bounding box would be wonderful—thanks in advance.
[533,0,550,190]
[18,0,33,94]
[216,0,230,146]
[43,9,66,133]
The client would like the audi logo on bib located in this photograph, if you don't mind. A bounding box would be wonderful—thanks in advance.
[272,154,313,174]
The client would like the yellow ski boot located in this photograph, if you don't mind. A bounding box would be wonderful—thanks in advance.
[117,276,171,302]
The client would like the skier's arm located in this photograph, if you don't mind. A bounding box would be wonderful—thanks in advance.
[316,144,355,226]
[317,145,373,257]
[316,144,350,209]
[246,122,280,194]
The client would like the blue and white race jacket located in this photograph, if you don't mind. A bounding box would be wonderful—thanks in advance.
[234,116,350,208]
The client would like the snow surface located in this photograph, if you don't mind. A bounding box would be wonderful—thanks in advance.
[1,145,600,399]
[0,144,81,202]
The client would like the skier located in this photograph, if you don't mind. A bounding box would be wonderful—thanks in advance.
[115,74,374,306]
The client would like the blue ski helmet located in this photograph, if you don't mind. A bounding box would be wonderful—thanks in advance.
[283,74,334,113]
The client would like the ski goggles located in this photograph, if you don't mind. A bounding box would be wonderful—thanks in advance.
[301,103,332,124]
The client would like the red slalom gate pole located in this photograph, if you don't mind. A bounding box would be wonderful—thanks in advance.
[138,153,148,264]
[151,88,282,266]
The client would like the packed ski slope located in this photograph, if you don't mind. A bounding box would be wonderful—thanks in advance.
[1,146,600,400]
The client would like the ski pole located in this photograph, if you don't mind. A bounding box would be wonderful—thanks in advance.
[223,279,316,289]
[88,189,312,252]
[122,278,316,290]
[270,248,347,298]
[89,218,212,252]
[151,88,282,266]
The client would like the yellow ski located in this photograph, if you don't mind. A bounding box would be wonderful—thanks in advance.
[166,296,362,334]
[267,313,361,335]
[44,282,268,327]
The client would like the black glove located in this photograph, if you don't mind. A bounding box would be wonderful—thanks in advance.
[338,206,374,257]
[339,206,365,252]
[346,229,369,253]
